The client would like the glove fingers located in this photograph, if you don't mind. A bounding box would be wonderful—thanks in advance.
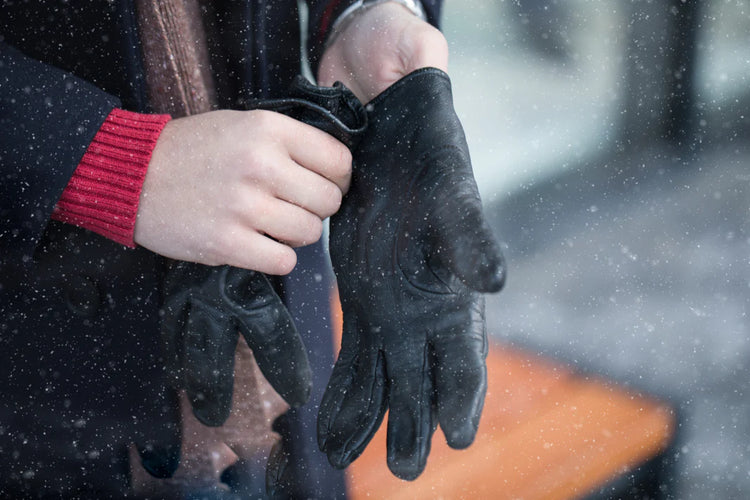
[265,439,291,499]
[428,155,506,293]
[265,413,292,498]
[317,333,357,452]
[240,319,312,408]
[432,301,488,449]
[322,350,387,469]
[135,386,182,479]
[226,269,312,408]
[317,352,350,446]
[160,291,190,383]
[385,343,436,481]
[318,320,387,469]
[184,301,238,426]
[220,458,268,499]
[317,305,359,451]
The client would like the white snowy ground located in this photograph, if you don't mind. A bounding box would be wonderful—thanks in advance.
[444,1,750,498]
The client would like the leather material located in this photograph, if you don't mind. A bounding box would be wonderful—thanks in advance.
[161,263,311,426]
[143,76,367,480]
[248,75,367,149]
[0,2,367,494]
[318,68,506,480]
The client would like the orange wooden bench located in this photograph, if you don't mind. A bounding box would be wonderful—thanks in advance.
[331,298,676,499]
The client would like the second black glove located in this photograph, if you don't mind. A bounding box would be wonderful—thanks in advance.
[318,68,506,480]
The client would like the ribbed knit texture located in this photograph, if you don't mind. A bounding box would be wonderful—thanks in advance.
[52,108,171,247]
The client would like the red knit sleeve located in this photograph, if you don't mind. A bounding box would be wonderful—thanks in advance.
[51,108,171,247]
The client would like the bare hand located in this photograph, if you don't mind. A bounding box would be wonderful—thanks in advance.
[318,1,449,102]
[133,109,352,274]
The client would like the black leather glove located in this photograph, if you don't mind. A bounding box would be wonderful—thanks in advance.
[162,77,367,427]
[318,68,506,480]
[138,76,366,478]
[161,263,311,425]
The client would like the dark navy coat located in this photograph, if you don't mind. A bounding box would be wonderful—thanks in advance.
[0,0,442,496]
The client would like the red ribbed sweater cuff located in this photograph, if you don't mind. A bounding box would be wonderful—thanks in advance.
[52,109,171,247]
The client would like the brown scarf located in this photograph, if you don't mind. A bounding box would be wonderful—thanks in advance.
[130,1,287,492]
[135,0,216,116]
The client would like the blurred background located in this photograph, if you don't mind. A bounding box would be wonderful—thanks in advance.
[443,0,750,498]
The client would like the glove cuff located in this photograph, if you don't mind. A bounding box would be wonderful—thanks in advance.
[247,76,367,151]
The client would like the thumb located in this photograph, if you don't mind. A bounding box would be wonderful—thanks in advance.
[428,158,506,293]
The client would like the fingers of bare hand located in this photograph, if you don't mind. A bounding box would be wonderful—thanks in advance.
[285,122,353,194]
[214,231,298,276]
[246,195,324,249]
[274,163,344,219]
[244,113,349,215]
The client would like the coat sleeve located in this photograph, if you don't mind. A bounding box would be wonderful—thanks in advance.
[305,0,444,76]
[0,42,120,261]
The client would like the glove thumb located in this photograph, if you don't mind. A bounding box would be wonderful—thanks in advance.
[428,155,506,293]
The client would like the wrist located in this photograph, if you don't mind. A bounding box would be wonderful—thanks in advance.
[326,0,426,49]
[52,109,171,247]
[318,1,447,102]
